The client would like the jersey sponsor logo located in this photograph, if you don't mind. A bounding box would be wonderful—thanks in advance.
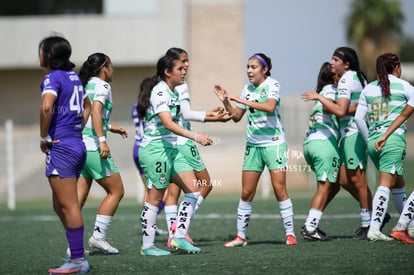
[157,91,163,96]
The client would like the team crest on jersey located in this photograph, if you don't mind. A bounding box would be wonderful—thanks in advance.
[159,174,167,184]
[260,89,267,98]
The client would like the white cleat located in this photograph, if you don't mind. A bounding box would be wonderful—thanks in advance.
[367,228,393,242]
[88,236,119,254]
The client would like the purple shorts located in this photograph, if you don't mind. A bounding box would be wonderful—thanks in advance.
[133,141,144,175]
[45,138,86,178]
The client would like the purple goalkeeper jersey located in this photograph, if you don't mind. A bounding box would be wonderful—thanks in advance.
[40,70,85,140]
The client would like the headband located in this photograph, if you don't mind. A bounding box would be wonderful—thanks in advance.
[251,54,269,68]
[333,51,347,63]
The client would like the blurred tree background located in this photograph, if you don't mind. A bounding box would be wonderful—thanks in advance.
[346,0,413,81]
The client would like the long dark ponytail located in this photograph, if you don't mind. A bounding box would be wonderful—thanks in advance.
[376,53,400,98]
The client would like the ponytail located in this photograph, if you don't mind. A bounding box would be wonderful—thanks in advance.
[376,53,400,98]
[79,53,109,87]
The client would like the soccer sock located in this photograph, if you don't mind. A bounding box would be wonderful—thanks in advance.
[141,202,158,250]
[164,205,178,237]
[92,214,112,239]
[360,208,371,228]
[192,195,205,217]
[158,200,166,215]
[279,198,295,236]
[236,199,252,239]
[370,186,390,231]
[66,226,85,260]
[393,191,414,231]
[391,187,406,214]
[305,208,323,232]
[175,192,199,239]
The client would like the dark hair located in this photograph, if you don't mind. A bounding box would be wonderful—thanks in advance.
[38,35,75,70]
[316,62,336,93]
[333,47,367,88]
[79,53,110,87]
[376,53,400,98]
[136,54,181,119]
[250,53,272,76]
[165,47,187,59]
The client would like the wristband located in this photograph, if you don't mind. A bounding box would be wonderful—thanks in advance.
[98,136,106,143]
[108,124,112,130]
[40,135,52,142]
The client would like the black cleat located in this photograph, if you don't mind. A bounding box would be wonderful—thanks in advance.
[301,225,330,241]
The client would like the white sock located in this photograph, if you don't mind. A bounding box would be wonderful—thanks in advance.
[393,191,414,231]
[164,205,178,237]
[175,192,199,239]
[193,195,205,217]
[305,208,323,232]
[236,199,252,239]
[141,202,158,249]
[279,198,295,236]
[391,187,406,214]
[360,208,371,228]
[92,214,112,239]
[370,186,390,231]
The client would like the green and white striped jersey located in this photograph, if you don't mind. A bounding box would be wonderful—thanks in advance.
[82,77,113,151]
[337,70,366,137]
[358,74,414,139]
[304,84,340,142]
[237,77,286,146]
[140,80,180,148]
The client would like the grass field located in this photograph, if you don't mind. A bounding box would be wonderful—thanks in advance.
[1,192,414,275]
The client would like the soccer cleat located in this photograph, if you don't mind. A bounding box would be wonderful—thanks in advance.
[286,234,297,245]
[223,236,248,247]
[48,257,90,274]
[300,225,329,241]
[380,212,391,231]
[140,245,171,256]
[88,236,119,254]
[367,228,393,241]
[352,227,369,240]
[390,230,414,244]
[170,238,201,254]
[170,221,194,244]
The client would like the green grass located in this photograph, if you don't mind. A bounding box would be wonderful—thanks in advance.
[1,193,414,275]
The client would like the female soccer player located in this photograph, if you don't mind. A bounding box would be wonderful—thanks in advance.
[76,53,127,254]
[162,47,231,248]
[355,53,413,241]
[303,47,377,240]
[301,62,341,240]
[214,53,297,247]
[39,35,90,274]
[137,53,213,256]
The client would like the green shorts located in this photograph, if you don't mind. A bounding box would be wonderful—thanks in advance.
[243,142,288,172]
[368,133,406,175]
[304,137,341,183]
[339,132,367,170]
[139,141,192,189]
[80,149,119,180]
[178,140,206,173]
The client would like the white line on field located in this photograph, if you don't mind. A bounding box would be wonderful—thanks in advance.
[0,213,375,222]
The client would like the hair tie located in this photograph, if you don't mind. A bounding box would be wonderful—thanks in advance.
[252,54,268,68]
